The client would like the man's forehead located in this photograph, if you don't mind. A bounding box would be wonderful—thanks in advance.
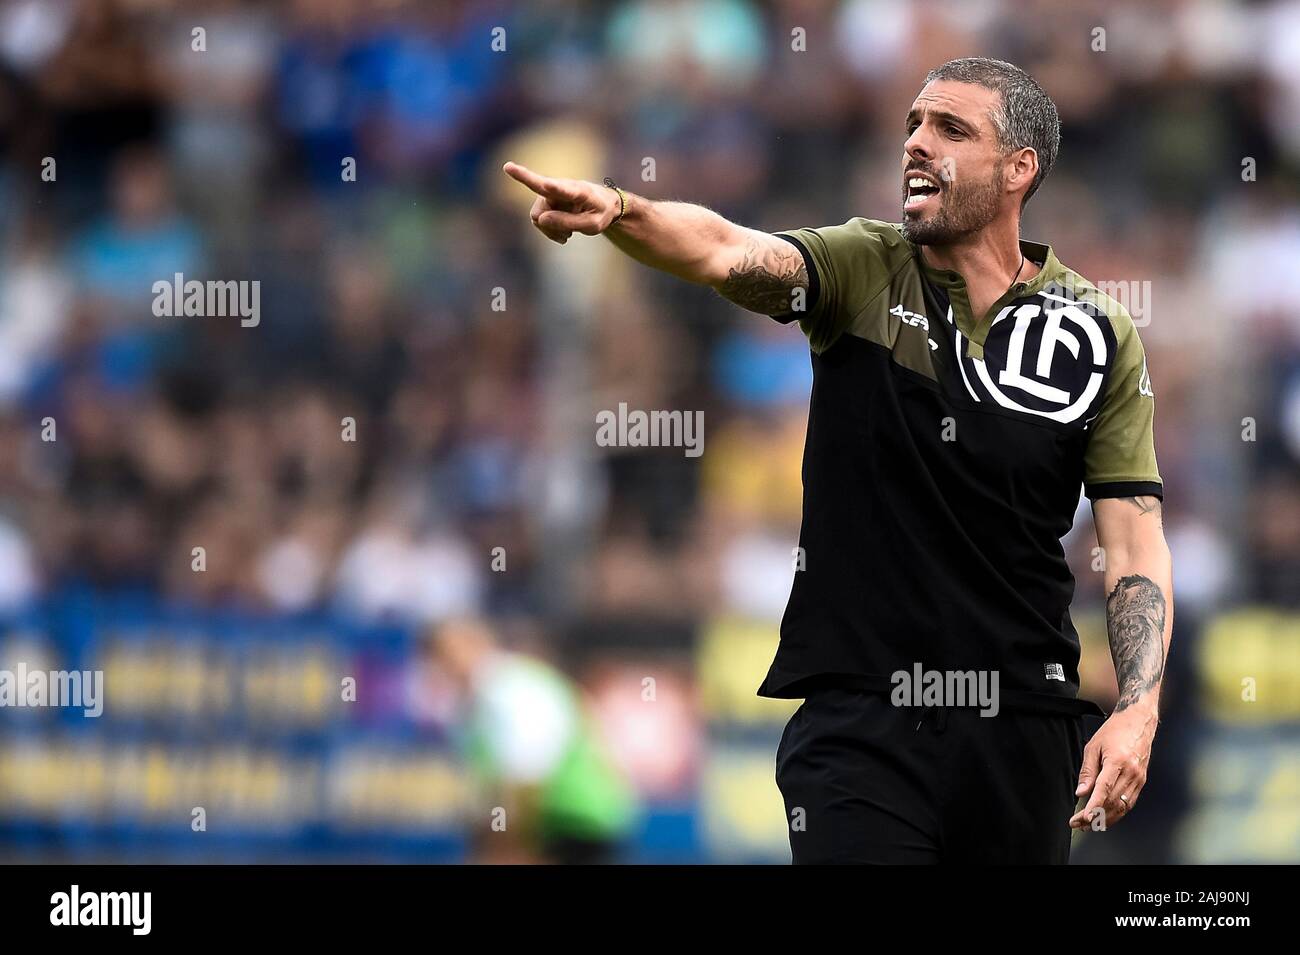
[908,80,998,124]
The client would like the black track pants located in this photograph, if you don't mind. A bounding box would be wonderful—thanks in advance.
[775,687,1091,864]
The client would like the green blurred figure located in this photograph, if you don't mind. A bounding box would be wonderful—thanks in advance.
[427,617,638,864]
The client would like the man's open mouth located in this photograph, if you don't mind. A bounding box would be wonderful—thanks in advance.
[904,174,941,209]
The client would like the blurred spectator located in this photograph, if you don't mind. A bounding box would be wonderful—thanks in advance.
[424,616,638,863]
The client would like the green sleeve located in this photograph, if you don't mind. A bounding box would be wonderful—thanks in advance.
[772,218,899,354]
[1084,313,1162,499]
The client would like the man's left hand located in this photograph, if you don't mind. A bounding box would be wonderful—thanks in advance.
[1069,703,1159,829]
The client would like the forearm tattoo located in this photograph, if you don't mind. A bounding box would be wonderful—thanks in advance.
[716,236,808,314]
[1118,495,1162,523]
[1105,573,1167,711]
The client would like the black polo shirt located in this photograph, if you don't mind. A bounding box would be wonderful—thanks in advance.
[759,218,1162,713]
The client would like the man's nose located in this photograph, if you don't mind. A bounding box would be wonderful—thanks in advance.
[905,131,934,165]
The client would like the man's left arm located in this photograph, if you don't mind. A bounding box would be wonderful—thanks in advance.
[1070,494,1173,829]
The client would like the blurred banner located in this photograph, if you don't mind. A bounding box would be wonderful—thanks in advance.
[2,597,1296,862]
[1174,607,1300,863]
[0,593,472,860]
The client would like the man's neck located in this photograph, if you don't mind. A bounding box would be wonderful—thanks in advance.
[918,216,1041,321]
[918,215,1029,276]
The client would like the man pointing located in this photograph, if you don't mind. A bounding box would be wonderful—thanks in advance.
[505,57,1172,864]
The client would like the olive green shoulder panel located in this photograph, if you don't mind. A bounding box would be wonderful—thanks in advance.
[1063,270,1162,489]
[776,218,914,354]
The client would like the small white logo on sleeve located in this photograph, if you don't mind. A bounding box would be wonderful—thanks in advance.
[1138,357,1154,397]
[50,885,151,936]
[1044,663,1066,682]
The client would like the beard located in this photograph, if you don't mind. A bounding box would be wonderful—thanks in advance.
[900,164,1003,246]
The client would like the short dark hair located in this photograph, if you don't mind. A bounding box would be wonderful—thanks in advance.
[924,57,1060,206]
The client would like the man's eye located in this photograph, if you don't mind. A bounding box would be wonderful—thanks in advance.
[946,125,963,136]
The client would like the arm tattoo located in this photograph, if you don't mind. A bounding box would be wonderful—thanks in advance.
[1118,495,1162,522]
[716,236,808,314]
[1105,573,1167,711]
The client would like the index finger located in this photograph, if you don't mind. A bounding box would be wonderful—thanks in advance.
[503,162,573,200]
[1072,761,1120,828]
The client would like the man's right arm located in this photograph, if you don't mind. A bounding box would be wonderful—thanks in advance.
[606,194,810,316]
[503,162,808,315]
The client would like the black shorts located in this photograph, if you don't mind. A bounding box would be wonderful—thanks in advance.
[775,687,1095,864]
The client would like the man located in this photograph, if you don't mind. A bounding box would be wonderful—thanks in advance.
[503,57,1172,864]
[427,617,638,864]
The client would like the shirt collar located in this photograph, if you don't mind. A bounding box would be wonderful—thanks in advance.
[913,236,1063,293]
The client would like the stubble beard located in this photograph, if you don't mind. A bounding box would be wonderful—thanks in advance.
[900,165,1004,246]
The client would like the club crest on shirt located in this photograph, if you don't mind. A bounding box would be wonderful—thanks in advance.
[960,291,1110,425]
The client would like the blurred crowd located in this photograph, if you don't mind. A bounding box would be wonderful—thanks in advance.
[0,0,1297,714]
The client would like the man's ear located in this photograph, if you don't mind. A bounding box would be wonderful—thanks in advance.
[1007,146,1039,198]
